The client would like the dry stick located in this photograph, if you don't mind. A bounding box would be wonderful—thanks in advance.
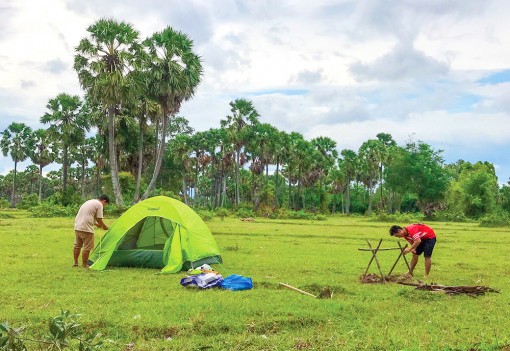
[397,241,411,272]
[279,282,317,298]
[366,239,386,283]
[387,243,409,276]
[363,239,380,276]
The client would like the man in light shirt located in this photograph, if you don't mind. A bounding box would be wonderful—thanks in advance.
[74,194,110,268]
[390,223,437,279]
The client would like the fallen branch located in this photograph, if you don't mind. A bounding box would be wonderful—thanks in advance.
[397,281,500,296]
[279,282,317,298]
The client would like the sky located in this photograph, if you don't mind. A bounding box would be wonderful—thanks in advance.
[1,0,510,184]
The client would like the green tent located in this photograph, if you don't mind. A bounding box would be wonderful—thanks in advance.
[88,196,222,273]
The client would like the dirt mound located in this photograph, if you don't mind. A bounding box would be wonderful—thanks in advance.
[360,273,403,284]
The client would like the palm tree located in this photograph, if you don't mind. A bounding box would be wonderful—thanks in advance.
[220,99,260,206]
[30,129,56,202]
[41,93,87,205]
[74,18,140,207]
[141,26,203,200]
[340,149,358,214]
[1,123,35,207]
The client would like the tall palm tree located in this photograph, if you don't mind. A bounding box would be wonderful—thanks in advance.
[41,93,87,205]
[340,149,358,214]
[30,129,56,202]
[141,26,203,200]
[1,123,35,207]
[220,99,260,206]
[74,18,140,207]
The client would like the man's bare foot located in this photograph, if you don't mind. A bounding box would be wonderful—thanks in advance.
[73,264,79,267]
[82,265,89,269]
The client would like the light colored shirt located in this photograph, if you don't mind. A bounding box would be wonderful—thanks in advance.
[74,199,104,233]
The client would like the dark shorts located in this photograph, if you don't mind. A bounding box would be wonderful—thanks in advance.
[415,237,436,257]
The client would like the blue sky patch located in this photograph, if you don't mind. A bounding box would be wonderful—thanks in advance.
[477,69,510,85]
[250,89,308,96]
[448,93,482,113]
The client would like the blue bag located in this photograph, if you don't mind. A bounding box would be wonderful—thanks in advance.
[220,274,253,291]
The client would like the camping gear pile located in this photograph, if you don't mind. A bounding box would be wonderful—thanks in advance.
[180,264,253,290]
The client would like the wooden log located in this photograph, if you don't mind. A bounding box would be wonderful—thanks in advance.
[358,248,402,251]
[279,282,317,298]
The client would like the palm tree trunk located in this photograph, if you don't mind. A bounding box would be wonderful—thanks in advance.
[273,157,280,208]
[133,117,145,203]
[10,160,17,207]
[235,147,241,206]
[38,165,43,203]
[63,146,68,203]
[182,178,188,205]
[108,106,124,206]
[81,162,86,199]
[141,108,169,200]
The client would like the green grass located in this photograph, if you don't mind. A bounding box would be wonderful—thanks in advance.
[1,213,509,350]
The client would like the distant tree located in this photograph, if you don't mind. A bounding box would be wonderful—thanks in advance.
[220,99,260,206]
[446,161,499,218]
[1,122,35,207]
[30,129,56,202]
[385,141,448,217]
[41,93,87,205]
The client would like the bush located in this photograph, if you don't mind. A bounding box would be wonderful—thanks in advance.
[431,210,470,222]
[479,213,510,227]
[16,193,39,209]
[370,211,425,223]
[0,198,10,209]
[215,207,230,220]
[234,207,255,218]
[28,203,77,218]
[196,209,215,221]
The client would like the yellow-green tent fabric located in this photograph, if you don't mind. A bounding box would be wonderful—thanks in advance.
[88,196,222,273]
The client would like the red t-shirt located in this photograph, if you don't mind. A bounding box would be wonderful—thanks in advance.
[404,223,436,245]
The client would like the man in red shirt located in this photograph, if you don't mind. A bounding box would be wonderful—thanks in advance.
[390,223,437,279]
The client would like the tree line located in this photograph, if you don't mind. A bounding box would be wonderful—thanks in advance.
[1,19,509,221]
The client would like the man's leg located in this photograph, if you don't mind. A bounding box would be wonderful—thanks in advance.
[424,256,432,278]
[82,250,90,268]
[408,254,419,275]
[73,248,81,266]
[81,233,94,268]
[73,231,82,267]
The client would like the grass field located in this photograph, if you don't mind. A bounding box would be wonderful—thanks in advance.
[1,210,509,350]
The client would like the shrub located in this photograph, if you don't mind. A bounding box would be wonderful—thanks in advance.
[215,207,229,220]
[431,210,470,222]
[16,193,39,209]
[235,207,255,218]
[28,203,77,218]
[370,211,425,223]
[196,209,215,221]
[0,198,10,209]
[479,213,510,227]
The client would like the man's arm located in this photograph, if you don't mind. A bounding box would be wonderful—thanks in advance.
[96,218,108,230]
[403,238,421,254]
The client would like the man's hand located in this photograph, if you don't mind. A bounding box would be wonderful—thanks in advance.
[103,225,109,230]
[403,248,415,255]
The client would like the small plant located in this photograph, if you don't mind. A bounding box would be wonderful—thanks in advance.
[196,209,215,221]
[215,208,229,221]
[0,322,27,351]
[0,310,104,351]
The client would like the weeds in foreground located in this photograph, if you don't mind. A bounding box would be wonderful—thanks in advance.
[1,310,104,351]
